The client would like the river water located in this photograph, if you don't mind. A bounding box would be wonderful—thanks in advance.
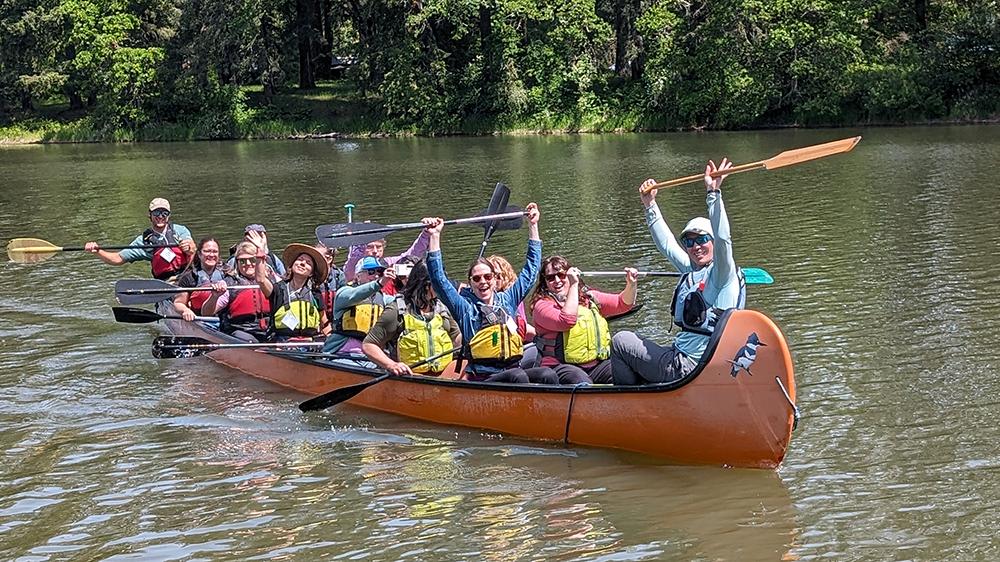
[1,126,998,560]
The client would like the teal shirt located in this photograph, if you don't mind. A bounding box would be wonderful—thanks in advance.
[322,280,395,353]
[645,191,739,360]
[118,223,193,263]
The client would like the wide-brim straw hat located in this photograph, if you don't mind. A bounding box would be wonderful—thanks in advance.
[281,243,329,285]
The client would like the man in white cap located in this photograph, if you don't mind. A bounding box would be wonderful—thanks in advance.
[610,158,746,385]
[84,197,195,280]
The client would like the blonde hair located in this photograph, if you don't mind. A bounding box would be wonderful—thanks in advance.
[486,255,516,290]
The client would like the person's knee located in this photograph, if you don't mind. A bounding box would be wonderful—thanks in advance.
[612,331,636,354]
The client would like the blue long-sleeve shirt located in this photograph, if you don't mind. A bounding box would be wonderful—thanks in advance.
[322,280,395,353]
[427,239,542,374]
[645,191,739,360]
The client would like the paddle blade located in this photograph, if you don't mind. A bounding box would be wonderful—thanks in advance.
[606,303,644,322]
[115,278,179,304]
[476,205,523,231]
[743,267,774,285]
[7,238,61,264]
[763,136,861,170]
[315,222,391,248]
[112,307,163,324]
[478,182,512,259]
[151,335,212,359]
[299,374,391,412]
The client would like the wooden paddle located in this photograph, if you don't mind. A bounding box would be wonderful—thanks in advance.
[298,345,462,412]
[581,267,774,284]
[115,279,258,305]
[642,136,862,192]
[7,237,179,264]
[315,207,524,248]
[152,336,324,358]
[112,306,217,324]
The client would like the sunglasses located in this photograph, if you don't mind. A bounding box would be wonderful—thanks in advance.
[363,268,385,275]
[682,234,713,248]
[470,273,494,283]
[150,210,171,218]
[237,257,256,265]
[544,271,567,283]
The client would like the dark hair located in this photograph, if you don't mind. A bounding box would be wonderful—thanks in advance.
[402,260,435,312]
[529,255,591,308]
[465,258,494,280]
[185,237,220,275]
[282,252,319,286]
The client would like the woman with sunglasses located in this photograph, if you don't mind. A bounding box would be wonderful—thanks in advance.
[362,260,461,376]
[84,197,195,280]
[205,241,272,342]
[424,206,558,384]
[172,237,227,321]
[531,257,638,384]
[611,158,746,385]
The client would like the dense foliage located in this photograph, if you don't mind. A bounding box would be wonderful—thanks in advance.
[1,0,997,138]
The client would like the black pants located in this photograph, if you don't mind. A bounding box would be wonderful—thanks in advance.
[483,366,559,384]
[551,359,613,385]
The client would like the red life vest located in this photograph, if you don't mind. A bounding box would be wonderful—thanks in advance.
[144,226,189,280]
[228,286,272,329]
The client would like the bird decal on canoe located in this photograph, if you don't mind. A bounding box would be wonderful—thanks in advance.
[728,332,767,378]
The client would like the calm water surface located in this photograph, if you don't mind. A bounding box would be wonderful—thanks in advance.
[1,126,998,560]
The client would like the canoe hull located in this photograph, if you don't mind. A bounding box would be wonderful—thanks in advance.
[161,308,796,468]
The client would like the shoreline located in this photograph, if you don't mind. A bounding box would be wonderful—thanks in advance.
[2,116,997,146]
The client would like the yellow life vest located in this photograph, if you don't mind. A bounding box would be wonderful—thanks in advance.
[397,303,454,374]
[273,299,322,336]
[467,304,523,364]
[538,293,611,364]
[338,295,384,339]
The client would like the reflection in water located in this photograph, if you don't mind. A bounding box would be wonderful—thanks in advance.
[2,126,1000,560]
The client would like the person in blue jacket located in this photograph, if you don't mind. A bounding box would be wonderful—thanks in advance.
[424,204,557,384]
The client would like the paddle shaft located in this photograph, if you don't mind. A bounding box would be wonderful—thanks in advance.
[157,341,324,351]
[119,284,258,296]
[324,210,524,239]
[297,345,461,412]
[17,243,179,253]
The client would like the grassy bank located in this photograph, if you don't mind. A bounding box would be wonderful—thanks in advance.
[1,80,996,144]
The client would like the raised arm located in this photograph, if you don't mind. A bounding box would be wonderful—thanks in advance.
[424,217,474,336]
[639,179,691,272]
[504,203,542,307]
[704,159,737,287]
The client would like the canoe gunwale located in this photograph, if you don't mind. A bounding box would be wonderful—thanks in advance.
[164,310,737,397]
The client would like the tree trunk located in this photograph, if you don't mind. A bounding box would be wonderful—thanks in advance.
[297,0,317,88]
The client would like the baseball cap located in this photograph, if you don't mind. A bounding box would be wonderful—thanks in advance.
[244,223,267,233]
[680,217,713,239]
[355,256,389,275]
[148,198,171,212]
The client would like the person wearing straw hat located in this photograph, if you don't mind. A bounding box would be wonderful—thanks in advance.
[83,197,195,280]
[611,159,747,385]
[255,242,330,341]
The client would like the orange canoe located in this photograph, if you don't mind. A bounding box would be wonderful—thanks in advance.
[160,307,798,469]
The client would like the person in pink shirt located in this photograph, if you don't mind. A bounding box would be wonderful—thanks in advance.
[531,256,638,384]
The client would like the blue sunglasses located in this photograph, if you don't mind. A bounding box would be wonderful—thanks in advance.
[682,233,712,248]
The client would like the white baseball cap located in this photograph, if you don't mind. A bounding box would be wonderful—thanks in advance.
[680,217,713,238]
[148,198,171,212]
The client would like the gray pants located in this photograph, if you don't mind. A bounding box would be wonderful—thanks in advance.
[610,331,698,385]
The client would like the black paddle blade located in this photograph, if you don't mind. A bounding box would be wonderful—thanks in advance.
[315,222,389,248]
[606,303,644,322]
[298,374,391,412]
[112,306,162,324]
[478,182,511,259]
[115,278,180,305]
[151,335,213,359]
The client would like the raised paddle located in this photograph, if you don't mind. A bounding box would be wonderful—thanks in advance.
[642,136,862,192]
[7,237,180,264]
[477,182,511,259]
[152,336,324,359]
[112,306,217,324]
[298,345,462,412]
[315,208,524,248]
[115,279,258,305]
[580,267,774,284]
